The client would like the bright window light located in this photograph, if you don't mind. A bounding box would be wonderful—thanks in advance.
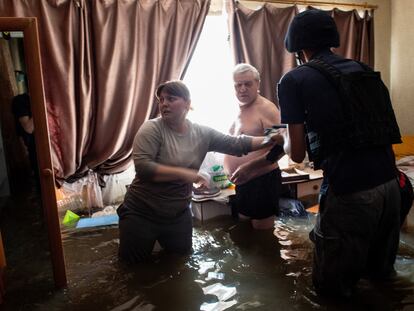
[184,14,238,134]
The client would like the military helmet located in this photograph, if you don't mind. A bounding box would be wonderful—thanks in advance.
[284,9,340,53]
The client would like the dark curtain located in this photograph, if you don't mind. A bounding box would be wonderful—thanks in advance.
[0,0,210,182]
[228,2,375,105]
[328,7,375,67]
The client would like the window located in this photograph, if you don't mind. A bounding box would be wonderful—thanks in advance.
[184,15,238,133]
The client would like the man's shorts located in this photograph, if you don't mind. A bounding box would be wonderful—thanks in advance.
[234,169,281,219]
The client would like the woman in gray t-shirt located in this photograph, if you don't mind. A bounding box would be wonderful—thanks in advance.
[118,80,278,264]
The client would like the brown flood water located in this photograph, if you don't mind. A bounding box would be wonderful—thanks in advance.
[2,206,414,311]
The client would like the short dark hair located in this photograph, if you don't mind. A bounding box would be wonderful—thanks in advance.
[155,80,191,101]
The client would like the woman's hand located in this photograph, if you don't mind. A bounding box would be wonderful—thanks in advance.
[194,171,211,188]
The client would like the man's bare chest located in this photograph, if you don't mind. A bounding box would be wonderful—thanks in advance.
[233,112,264,136]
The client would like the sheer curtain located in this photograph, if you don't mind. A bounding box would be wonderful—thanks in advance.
[0,0,210,182]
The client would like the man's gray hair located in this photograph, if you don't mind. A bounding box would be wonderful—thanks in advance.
[233,63,260,82]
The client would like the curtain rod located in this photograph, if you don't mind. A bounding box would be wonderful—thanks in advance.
[238,0,378,10]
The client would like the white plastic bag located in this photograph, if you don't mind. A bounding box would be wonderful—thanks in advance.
[199,152,231,189]
[101,164,135,205]
[83,170,104,214]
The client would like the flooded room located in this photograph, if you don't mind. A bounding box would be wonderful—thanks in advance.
[1,0,414,310]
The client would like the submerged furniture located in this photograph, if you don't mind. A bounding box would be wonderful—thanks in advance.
[282,168,323,200]
[192,163,323,223]
[278,154,323,200]
[191,188,235,223]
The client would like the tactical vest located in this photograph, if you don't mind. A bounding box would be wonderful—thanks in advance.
[302,58,401,169]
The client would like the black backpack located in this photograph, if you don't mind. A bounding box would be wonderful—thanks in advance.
[302,58,402,167]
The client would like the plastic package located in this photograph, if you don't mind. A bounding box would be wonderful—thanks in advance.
[279,198,307,217]
[209,165,231,189]
[82,170,104,216]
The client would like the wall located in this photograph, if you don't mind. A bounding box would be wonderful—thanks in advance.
[391,0,414,135]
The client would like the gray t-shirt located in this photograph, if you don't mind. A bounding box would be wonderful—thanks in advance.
[123,117,252,221]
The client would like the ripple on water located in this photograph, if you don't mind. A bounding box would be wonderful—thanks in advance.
[33,216,414,311]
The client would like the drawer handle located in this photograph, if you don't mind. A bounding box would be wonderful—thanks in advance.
[313,184,319,190]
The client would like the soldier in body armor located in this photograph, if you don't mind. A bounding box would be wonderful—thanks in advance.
[274,9,402,297]
[278,10,400,297]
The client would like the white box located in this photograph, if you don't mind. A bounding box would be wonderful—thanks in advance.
[191,188,235,222]
[191,199,232,222]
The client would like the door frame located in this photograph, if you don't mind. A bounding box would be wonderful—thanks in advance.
[0,17,67,288]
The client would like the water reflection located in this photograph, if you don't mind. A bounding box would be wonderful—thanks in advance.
[4,215,414,310]
[58,217,414,310]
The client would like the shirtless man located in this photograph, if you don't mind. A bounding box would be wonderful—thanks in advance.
[224,63,281,230]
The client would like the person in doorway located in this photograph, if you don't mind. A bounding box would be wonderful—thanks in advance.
[271,9,401,297]
[117,80,279,264]
[223,63,282,230]
[11,92,40,193]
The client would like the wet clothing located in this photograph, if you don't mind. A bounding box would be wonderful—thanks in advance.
[234,168,281,219]
[118,203,192,263]
[311,179,400,296]
[278,49,400,296]
[119,117,253,263]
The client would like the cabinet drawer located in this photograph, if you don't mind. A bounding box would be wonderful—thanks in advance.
[297,179,322,198]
